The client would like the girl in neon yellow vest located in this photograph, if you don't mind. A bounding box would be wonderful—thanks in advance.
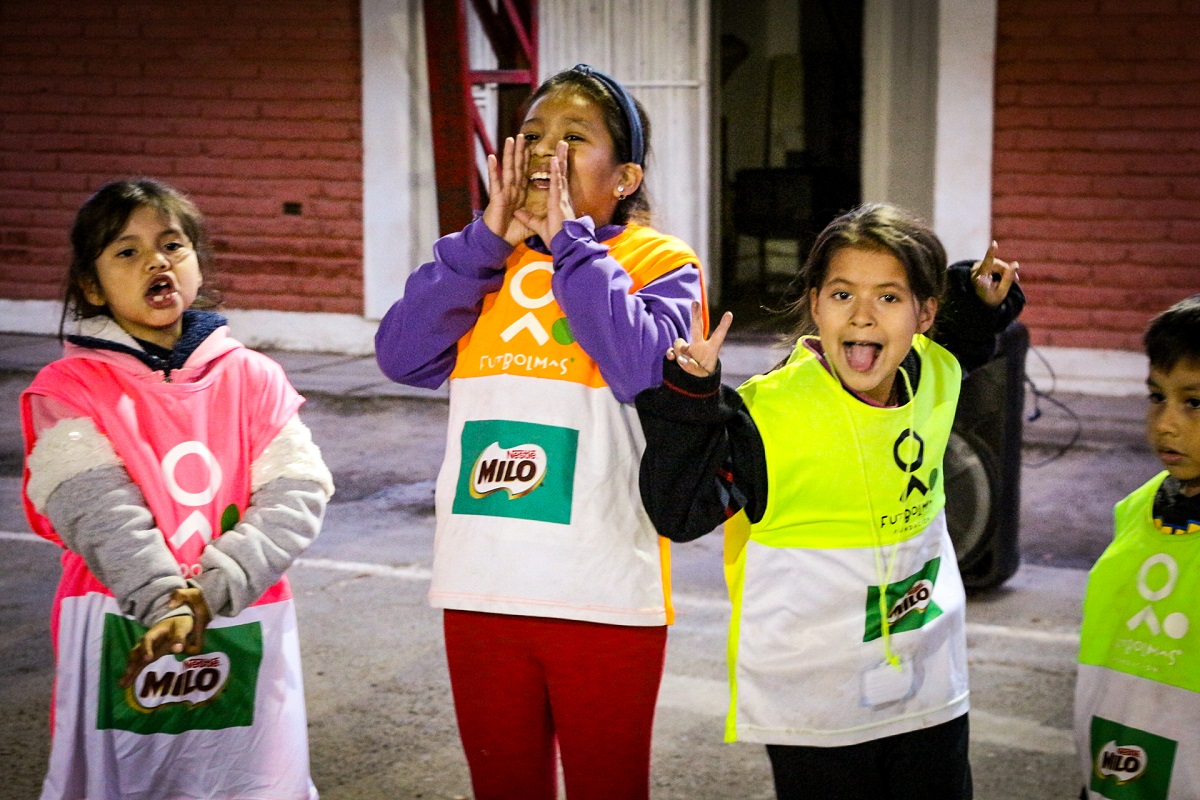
[1075,294,1200,800]
[637,204,1023,800]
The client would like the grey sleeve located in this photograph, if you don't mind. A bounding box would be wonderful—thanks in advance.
[43,466,191,627]
[192,476,328,617]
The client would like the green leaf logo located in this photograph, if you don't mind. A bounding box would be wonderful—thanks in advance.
[551,317,575,345]
[220,504,240,533]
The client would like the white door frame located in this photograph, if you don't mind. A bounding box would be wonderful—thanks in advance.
[862,0,997,264]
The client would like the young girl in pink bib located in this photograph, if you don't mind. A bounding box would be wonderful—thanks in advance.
[21,178,334,800]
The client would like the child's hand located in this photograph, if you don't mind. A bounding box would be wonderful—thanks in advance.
[515,139,576,245]
[169,587,212,655]
[119,614,193,689]
[971,240,1020,308]
[116,587,213,689]
[482,136,534,246]
[667,301,732,378]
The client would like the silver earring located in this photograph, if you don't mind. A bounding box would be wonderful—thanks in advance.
[617,186,625,199]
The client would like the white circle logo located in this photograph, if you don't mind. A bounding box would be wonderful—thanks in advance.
[510,262,555,309]
[1137,553,1177,602]
[161,441,222,507]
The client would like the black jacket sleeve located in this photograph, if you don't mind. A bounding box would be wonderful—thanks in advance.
[936,260,1026,373]
[635,358,768,542]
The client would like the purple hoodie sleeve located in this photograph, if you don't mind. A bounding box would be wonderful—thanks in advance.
[374,218,514,388]
[550,217,702,403]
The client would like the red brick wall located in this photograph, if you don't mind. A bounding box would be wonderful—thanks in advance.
[993,0,1200,351]
[0,0,363,315]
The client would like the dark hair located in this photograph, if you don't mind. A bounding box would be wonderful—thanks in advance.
[61,178,218,337]
[786,203,947,340]
[525,67,652,226]
[1144,293,1200,371]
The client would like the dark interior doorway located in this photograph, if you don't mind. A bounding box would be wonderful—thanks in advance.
[716,0,863,335]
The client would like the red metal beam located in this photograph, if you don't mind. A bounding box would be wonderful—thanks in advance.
[423,0,477,235]
[424,0,538,235]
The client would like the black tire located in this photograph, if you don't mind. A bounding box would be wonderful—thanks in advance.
[943,429,999,570]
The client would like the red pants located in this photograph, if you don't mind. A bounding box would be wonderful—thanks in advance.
[443,610,668,800]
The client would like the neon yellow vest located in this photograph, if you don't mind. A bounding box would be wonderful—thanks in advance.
[724,335,970,746]
[740,335,959,549]
[1075,473,1200,799]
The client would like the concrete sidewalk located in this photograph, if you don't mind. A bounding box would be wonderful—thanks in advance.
[0,330,791,399]
[0,329,1145,449]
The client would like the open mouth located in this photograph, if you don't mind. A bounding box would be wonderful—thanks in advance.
[843,341,882,373]
[1158,448,1185,465]
[145,275,178,309]
[528,171,550,190]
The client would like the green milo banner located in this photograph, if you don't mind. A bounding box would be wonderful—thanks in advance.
[453,419,578,525]
[98,613,262,734]
[1089,716,1177,799]
[863,557,943,642]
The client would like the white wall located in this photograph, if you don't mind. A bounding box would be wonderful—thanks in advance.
[538,0,711,282]
[360,0,440,321]
[861,0,938,223]
[861,0,997,264]
[933,0,997,264]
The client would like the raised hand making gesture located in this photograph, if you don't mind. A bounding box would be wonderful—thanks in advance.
[515,139,577,246]
[971,240,1020,308]
[668,301,733,378]
[482,135,533,246]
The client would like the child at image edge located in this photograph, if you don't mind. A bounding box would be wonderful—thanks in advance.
[1075,293,1200,800]
[636,204,1024,799]
[21,179,333,800]
[374,65,706,799]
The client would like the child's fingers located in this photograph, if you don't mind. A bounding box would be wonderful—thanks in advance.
[994,260,1017,297]
[548,154,561,210]
[119,654,145,688]
[500,136,516,192]
[118,638,154,688]
[980,240,997,272]
[554,142,571,198]
[973,240,1000,283]
[689,300,706,342]
[513,134,529,204]
[486,153,501,196]
[513,209,547,243]
[707,311,734,354]
[517,133,529,170]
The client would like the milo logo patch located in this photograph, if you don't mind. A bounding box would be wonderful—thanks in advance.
[1096,741,1148,784]
[470,442,547,499]
[132,652,231,710]
[99,613,261,734]
[888,579,934,625]
[863,558,943,642]
[453,419,578,525]
[1089,716,1177,799]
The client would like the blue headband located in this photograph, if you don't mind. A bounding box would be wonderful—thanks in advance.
[570,63,645,167]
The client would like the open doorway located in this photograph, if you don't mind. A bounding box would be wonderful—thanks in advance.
[715,0,863,334]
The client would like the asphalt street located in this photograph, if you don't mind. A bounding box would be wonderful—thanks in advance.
[0,332,1162,799]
